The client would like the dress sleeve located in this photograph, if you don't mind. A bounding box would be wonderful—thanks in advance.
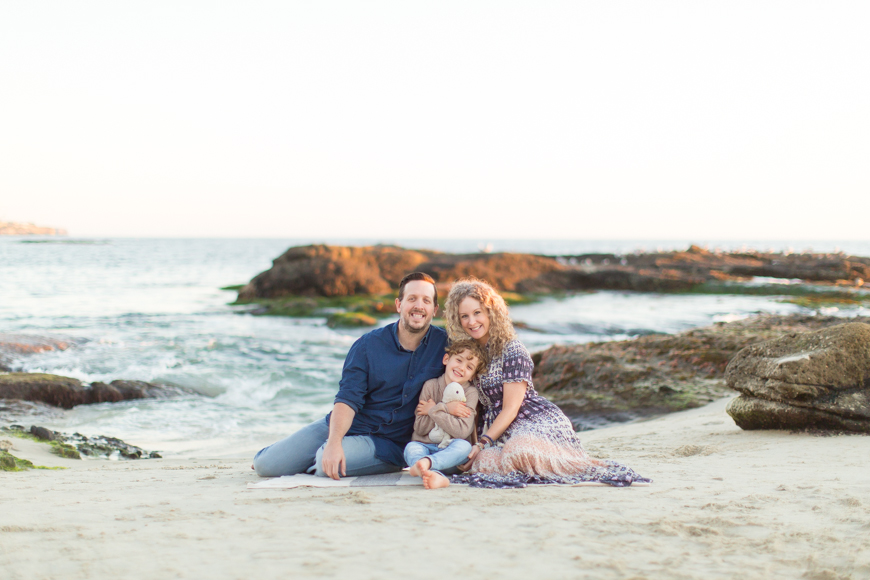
[501,340,534,386]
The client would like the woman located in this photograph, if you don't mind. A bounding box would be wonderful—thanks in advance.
[425,277,649,489]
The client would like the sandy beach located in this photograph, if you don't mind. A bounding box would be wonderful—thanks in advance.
[2,396,867,580]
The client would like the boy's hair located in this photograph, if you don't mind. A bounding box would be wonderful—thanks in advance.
[445,339,487,376]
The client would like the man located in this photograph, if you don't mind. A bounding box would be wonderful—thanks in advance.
[252,272,448,479]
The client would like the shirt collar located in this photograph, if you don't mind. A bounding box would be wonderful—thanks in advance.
[391,321,434,352]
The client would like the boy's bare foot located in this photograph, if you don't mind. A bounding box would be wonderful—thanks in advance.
[421,470,450,489]
[409,458,432,477]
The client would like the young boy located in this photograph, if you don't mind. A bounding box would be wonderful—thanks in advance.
[404,339,485,489]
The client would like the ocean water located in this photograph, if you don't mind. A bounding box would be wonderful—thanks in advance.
[1,237,869,458]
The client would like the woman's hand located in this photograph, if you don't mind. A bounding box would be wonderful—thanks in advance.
[458,444,480,472]
[445,401,472,418]
[416,399,436,416]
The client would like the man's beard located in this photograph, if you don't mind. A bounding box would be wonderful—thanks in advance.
[402,315,428,334]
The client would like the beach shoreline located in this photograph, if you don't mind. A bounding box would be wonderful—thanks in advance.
[3,396,867,580]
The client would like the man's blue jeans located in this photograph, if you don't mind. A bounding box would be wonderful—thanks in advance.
[403,439,473,476]
[253,418,402,478]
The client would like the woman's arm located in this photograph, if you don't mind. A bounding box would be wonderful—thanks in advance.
[459,381,526,469]
[481,381,526,441]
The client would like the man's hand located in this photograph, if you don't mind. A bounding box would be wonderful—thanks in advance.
[416,399,437,416]
[445,400,472,418]
[321,440,346,480]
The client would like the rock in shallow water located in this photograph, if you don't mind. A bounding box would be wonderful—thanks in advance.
[0,374,196,409]
[725,322,870,432]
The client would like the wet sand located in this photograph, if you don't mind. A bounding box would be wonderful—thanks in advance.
[2,397,868,580]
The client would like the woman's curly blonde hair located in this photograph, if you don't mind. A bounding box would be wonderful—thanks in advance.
[444,278,516,361]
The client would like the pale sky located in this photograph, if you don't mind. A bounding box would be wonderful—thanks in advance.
[1,2,868,239]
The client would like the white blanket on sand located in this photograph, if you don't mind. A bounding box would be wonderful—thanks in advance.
[247,473,650,489]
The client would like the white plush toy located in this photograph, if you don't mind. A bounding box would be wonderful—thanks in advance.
[428,382,467,449]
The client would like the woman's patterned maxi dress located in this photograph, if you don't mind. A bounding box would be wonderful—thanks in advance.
[450,339,650,489]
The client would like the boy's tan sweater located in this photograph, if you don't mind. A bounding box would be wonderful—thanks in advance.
[411,374,479,445]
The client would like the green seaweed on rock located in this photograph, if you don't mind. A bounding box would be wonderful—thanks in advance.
[0,451,66,471]
[230,290,540,323]
[232,293,397,319]
[1,428,42,443]
[0,427,81,459]
[50,441,81,459]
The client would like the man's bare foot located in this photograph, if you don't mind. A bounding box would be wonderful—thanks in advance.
[421,470,450,489]
[409,458,432,477]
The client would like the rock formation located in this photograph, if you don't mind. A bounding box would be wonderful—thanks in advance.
[236,244,565,301]
[725,322,870,432]
[2,425,161,461]
[532,315,865,429]
[0,221,67,235]
[236,244,870,303]
[0,374,195,409]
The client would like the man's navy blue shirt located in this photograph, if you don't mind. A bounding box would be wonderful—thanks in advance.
[328,321,448,467]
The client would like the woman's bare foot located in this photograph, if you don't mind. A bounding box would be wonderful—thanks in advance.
[421,470,450,489]
[409,457,432,477]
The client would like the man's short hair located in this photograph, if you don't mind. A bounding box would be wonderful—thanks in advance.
[445,339,487,376]
[397,272,438,308]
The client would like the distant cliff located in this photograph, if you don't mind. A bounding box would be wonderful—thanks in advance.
[0,221,68,236]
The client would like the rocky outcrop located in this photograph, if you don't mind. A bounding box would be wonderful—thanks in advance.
[236,244,870,303]
[725,323,870,432]
[0,374,195,409]
[532,315,865,429]
[0,221,67,235]
[237,244,565,301]
[565,245,870,287]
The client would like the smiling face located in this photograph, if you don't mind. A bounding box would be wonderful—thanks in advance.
[395,279,438,335]
[458,297,490,345]
[442,348,480,385]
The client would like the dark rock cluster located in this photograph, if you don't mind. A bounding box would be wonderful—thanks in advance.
[4,424,161,460]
